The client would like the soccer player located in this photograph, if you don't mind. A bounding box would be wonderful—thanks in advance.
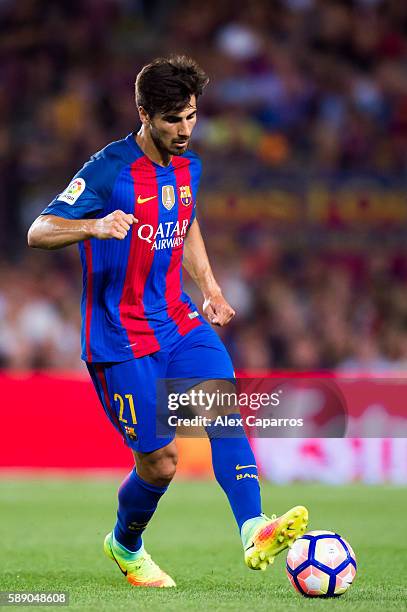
[28,56,308,588]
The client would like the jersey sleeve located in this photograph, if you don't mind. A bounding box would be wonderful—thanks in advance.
[40,154,113,220]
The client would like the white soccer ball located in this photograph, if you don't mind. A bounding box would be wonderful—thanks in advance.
[286,530,357,597]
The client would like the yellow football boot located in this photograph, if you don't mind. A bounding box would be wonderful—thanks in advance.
[104,532,176,587]
[242,506,309,571]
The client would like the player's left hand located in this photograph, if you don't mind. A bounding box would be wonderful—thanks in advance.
[203,293,235,326]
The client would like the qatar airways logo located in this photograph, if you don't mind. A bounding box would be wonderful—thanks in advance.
[135,218,189,251]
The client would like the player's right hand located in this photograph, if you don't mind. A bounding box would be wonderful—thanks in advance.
[92,210,137,240]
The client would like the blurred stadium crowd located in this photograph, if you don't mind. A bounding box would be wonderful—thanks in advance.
[0,0,406,371]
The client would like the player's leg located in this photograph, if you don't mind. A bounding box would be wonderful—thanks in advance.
[104,442,177,587]
[167,327,264,529]
[200,378,264,530]
[114,441,177,553]
[204,382,308,570]
[167,324,308,570]
[87,358,176,587]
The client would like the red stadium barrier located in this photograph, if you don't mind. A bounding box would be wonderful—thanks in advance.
[1,371,129,469]
[0,371,213,475]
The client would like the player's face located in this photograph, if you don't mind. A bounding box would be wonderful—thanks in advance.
[149,95,197,156]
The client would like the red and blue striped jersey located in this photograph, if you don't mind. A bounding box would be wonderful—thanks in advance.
[41,133,203,362]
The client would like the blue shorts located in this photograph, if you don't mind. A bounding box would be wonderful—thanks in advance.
[87,324,234,452]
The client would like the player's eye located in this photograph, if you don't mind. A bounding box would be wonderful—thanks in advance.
[163,116,181,123]
[163,112,196,123]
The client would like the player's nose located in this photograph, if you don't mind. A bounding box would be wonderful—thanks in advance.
[178,120,192,138]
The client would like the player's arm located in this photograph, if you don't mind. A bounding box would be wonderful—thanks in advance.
[183,218,235,326]
[27,211,136,250]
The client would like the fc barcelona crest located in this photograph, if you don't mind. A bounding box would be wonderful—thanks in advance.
[124,426,137,441]
[162,185,175,210]
[179,185,192,206]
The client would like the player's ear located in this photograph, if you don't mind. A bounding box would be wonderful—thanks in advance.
[138,106,150,126]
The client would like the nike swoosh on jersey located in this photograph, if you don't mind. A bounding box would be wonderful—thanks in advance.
[236,464,258,470]
[137,195,157,204]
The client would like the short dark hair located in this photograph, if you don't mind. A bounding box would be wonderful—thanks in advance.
[135,55,209,118]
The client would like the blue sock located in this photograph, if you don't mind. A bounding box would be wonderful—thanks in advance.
[114,469,168,552]
[206,413,262,532]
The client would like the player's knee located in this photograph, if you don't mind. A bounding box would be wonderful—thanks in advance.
[147,453,177,486]
[137,444,178,487]
[155,461,177,486]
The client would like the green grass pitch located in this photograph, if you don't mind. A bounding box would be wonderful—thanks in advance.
[1,478,406,611]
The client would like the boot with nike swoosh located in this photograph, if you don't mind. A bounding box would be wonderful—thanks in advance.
[241,506,309,571]
[104,532,176,587]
